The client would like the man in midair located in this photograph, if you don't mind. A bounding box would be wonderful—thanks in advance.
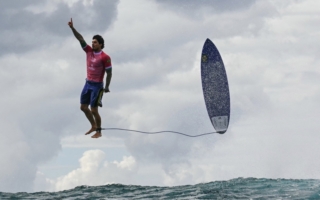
[68,18,112,138]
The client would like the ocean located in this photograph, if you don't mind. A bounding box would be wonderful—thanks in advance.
[1,178,320,199]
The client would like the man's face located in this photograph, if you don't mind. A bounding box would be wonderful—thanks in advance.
[92,39,101,51]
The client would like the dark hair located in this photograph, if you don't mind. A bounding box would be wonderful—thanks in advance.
[93,35,104,49]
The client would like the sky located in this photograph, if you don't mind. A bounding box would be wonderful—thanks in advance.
[0,0,319,193]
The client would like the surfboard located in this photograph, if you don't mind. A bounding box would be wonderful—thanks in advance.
[201,38,230,134]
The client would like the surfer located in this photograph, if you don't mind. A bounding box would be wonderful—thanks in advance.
[68,18,112,138]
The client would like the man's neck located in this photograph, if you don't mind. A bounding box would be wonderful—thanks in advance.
[93,49,102,53]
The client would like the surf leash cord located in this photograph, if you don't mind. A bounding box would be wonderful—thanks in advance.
[100,128,218,137]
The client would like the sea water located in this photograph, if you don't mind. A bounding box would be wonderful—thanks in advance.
[1,178,320,199]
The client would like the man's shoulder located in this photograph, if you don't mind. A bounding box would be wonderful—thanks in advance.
[101,51,111,66]
[101,51,111,58]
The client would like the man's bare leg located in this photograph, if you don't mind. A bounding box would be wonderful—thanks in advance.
[80,104,97,135]
[91,106,102,138]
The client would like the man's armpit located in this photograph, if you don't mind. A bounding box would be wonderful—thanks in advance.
[105,67,112,72]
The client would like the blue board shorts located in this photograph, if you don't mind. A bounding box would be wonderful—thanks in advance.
[80,80,104,107]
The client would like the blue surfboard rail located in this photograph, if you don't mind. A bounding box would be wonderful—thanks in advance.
[201,38,230,134]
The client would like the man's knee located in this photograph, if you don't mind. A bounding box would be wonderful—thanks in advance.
[90,107,99,116]
[80,104,90,112]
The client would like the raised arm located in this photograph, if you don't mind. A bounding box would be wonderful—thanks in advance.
[68,18,86,47]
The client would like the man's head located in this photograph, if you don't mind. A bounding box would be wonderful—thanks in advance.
[92,35,104,51]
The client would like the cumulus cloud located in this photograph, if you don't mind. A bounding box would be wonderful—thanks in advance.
[38,150,138,191]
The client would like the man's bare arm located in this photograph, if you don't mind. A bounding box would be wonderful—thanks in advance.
[68,18,86,46]
[105,69,112,93]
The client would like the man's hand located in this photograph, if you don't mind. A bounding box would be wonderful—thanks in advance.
[68,18,85,42]
[104,87,110,93]
[68,18,73,28]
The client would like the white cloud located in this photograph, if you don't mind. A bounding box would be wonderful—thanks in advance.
[45,150,138,191]
[114,156,136,170]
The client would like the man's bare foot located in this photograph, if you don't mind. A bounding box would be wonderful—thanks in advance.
[85,127,97,135]
[91,132,102,138]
